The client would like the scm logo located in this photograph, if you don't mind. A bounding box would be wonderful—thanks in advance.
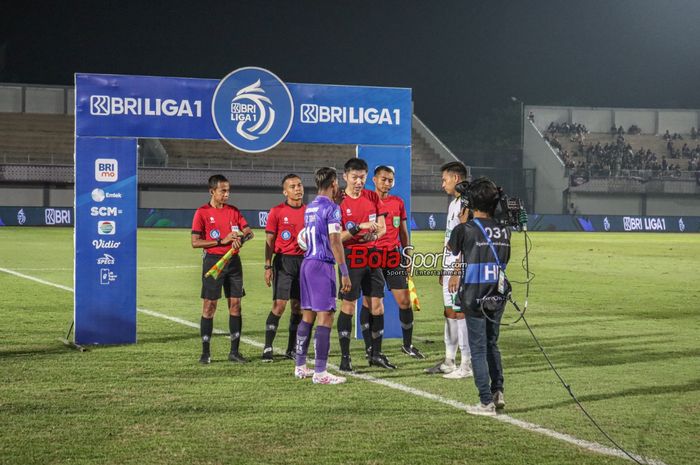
[90,206,123,217]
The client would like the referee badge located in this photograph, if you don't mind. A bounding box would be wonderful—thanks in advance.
[393,216,400,228]
[281,230,292,240]
[210,229,221,239]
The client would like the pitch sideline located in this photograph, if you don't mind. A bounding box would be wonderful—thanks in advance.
[0,267,665,465]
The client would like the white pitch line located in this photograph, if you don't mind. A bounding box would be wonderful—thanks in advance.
[0,267,667,465]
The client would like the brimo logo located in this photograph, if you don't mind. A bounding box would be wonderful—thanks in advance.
[300,104,400,125]
[212,67,294,153]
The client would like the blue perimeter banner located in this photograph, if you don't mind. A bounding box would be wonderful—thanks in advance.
[4,208,700,233]
[75,74,412,146]
[74,137,138,345]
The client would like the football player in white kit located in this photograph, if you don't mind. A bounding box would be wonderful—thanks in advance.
[425,162,473,378]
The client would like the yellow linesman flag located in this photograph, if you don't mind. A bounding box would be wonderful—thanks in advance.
[407,276,421,312]
[204,248,234,279]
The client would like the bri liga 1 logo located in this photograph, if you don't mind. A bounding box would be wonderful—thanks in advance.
[212,67,294,153]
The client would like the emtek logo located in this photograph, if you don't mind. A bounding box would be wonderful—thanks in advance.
[95,159,118,182]
[300,104,400,125]
[90,95,202,117]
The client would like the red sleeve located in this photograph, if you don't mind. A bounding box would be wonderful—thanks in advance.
[399,198,407,221]
[191,208,205,236]
[265,207,277,235]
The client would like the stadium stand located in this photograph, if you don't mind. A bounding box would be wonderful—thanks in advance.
[0,113,73,164]
[0,110,454,191]
[543,122,700,181]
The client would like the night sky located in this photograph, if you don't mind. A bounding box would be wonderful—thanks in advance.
[2,0,700,139]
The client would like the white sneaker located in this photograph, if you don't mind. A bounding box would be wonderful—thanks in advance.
[294,365,314,379]
[493,391,506,409]
[424,359,455,374]
[442,364,473,379]
[312,371,347,385]
[468,402,496,416]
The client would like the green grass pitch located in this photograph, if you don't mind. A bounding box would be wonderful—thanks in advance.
[0,227,698,465]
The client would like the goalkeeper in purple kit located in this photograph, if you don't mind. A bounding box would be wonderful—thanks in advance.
[294,167,352,385]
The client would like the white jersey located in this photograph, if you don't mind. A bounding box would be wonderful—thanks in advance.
[443,196,462,269]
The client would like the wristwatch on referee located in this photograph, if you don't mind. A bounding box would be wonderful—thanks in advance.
[216,238,222,246]
[264,264,273,270]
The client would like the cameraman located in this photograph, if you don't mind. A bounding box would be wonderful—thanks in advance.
[447,177,511,416]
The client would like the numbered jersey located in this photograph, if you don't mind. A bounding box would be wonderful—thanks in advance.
[303,195,342,264]
[448,218,511,313]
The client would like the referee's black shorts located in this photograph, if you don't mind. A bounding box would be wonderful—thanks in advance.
[381,248,409,291]
[272,254,303,301]
[201,253,245,300]
[338,248,385,301]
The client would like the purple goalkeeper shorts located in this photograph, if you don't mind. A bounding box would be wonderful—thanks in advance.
[300,259,337,312]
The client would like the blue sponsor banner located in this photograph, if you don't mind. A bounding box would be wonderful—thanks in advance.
[4,207,700,233]
[75,73,411,147]
[411,212,447,231]
[0,207,73,226]
[75,74,218,140]
[286,85,412,146]
[74,137,138,345]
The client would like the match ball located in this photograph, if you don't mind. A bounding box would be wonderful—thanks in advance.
[297,228,308,251]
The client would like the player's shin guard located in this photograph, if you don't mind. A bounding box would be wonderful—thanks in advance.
[399,308,413,348]
[370,314,385,357]
[360,305,372,350]
[337,312,353,357]
[264,312,281,349]
[314,326,331,374]
[288,312,302,353]
[229,315,242,353]
[295,320,312,366]
[200,317,213,355]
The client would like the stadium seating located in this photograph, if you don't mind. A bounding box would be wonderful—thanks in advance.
[0,112,450,180]
[0,113,73,164]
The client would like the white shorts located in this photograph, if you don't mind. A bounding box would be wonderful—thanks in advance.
[442,274,459,310]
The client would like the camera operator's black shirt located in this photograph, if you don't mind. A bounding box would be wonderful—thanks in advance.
[448,218,511,315]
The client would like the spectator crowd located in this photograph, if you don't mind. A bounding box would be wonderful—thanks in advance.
[542,122,700,181]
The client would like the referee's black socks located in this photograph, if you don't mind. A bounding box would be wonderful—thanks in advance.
[264,312,281,349]
[200,316,213,355]
[337,311,353,357]
[287,312,302,354]
[399,308,414,348]
[360,305,373,351]
[370,314,385,357]
[229,314,242,354]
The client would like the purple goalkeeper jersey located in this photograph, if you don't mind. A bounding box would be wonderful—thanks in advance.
[303,195,342,263]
